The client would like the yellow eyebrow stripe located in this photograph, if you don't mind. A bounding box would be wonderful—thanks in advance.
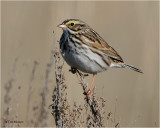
[65,21,77,25]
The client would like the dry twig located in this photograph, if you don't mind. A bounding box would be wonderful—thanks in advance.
[34,52,54,127]
[26,60,39,124]
[2,57,18,127]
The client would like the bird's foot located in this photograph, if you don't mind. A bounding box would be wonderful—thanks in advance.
[69,67,89,77]
[84,89,91,100]
[69,67,77,74]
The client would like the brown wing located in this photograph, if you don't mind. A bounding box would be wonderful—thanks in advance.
[77,28,123,63]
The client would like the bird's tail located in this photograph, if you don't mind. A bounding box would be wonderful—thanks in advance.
[124,64,143,73]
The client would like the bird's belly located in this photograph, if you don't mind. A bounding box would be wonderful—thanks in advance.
[62,47,109,74]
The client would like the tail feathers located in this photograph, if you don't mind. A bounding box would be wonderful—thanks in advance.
[124,64,143,73]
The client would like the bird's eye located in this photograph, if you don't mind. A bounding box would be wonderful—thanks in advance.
[71,23,74,26]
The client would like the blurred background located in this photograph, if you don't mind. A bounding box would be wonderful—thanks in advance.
[1,1,159,127]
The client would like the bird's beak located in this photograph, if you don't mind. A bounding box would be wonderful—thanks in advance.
[57,24,67,28]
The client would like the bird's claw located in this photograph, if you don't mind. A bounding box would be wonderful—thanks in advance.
[83,89,91,100]
[69,67,89,77]
[69,67,77,74]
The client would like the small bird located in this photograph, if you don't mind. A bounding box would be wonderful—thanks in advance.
[58,19,143,96]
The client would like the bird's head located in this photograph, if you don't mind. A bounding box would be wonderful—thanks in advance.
[58,19,87,33]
